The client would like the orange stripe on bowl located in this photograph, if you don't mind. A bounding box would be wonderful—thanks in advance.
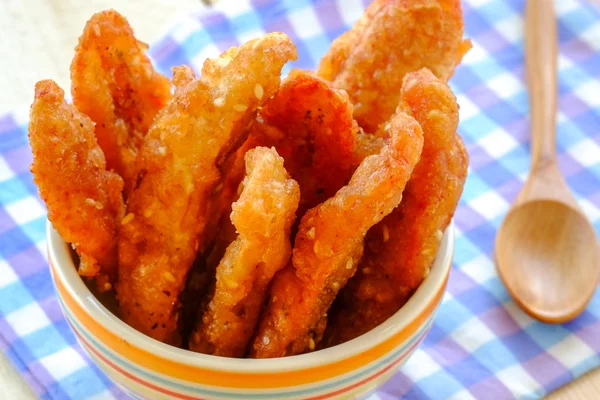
[71,323,204,400]
[73,309,428,400]
[51,261,447,389]
[305,333,427,400]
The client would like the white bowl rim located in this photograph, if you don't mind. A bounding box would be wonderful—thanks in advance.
[47,220,453,373]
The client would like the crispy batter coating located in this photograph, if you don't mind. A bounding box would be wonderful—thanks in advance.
[354,130,385,163]
[324,69,469,346]
[117,34,297,345]
[206,70,358,252]
[248,71,358,216]
[250,111,424,358]
[29,80,125,290]
[205,134,256,254]
[178,137,255,341]
[189,147,299,357]
[71,10,172,197]
[317,0,471,132]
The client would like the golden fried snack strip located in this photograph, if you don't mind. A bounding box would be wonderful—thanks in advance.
[178,137,257,340]
[207,71,358,247]
[204,134,256,257]
[189,147,300,357]
[324,69,469,346]
[71,10,172,197]
[29,80,125,290]
[117,34,297,345]
[248,71,358,217]
[354,130,385,163]
[250,111,424,358]
[317,0,471,132]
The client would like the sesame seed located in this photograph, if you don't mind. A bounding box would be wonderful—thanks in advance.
[252,38,264,51]
[254,83,264,99]
[346,258,353,270]
[143,208,153,218]
[332,282,340,290]
[382,225,390,242]
[163,271,176,283]
[214,182,223,192]
[103,282,112,291]
[131,55,141,67]
[143,66,152,80]
[86,199,103,210]
[435,229,443,241]
[121,213,135,225]
[263,336,270,345]
[93,24,100,36]
[363,267,373,275]
[233,104,248,112]
[157,146,166,155]
[213,97,225,107]
[215,56,232,67]
[403,77,417,92]
[307,227,316,239]
[308,338,315,350]
[225,279,239,289]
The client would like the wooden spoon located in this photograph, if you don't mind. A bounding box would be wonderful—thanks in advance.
[495,0,600,323]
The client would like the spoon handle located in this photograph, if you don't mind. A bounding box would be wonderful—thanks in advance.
[526,0,557,168]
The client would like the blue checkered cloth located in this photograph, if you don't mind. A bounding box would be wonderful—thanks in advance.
[1,0,600,398]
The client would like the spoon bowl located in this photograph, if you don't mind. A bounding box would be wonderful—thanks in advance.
[496,199,600,323]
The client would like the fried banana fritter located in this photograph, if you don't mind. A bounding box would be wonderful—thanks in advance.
[117,33,297,345]
[71,10,172,197]
[324,69,469,346]
[250,111,424,358]
[29,80,125,290]
[249,72,358,216]
[317,0,471,132]
[189,147,299,357]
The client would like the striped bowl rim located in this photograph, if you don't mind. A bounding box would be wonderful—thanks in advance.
[47,221,453,389]
[60,295,437,399]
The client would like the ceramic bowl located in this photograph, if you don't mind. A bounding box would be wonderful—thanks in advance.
[47,221,453,400]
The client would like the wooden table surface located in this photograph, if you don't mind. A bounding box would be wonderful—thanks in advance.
[0,0,597,398]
